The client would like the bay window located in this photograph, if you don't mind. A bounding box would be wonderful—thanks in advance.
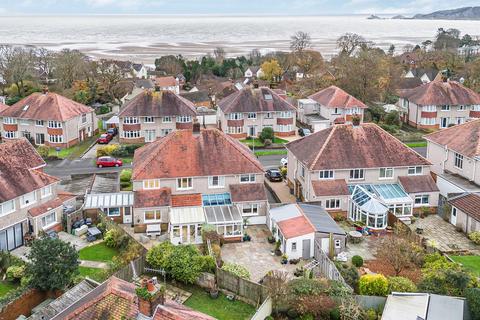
[123,131,140,139]
[48,135,64,143]
[176,115,192,123]
[228,113,243,120]
[123,117,139,124]
[3,117,17,124]
[278,111,292,118]
[47,121,62,128]
[4,131,17,139]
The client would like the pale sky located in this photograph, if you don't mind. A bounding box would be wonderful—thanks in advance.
[0,0,477,15]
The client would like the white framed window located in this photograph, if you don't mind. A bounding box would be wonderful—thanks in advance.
[41,185,52,198]
[247,112,256,119]
[3,117,17,124]
[454,152,463,169]
[291,242,297,251]
[4,131,17,139]
[458,105,466,111]
[421,118,436,125]
[48,135,64,143]
[144,130,156,142]
[208,176,225,188]
[228,113,243,120]
[440,117,449,128]
[41,211,57,228]
[408,166,423,176]
[456,117,465,125]
[81,114,87,124]
[176,115,192,123]
[144,116,155,123]
[123,131,140,139]
[35,120,44,126]
[0,200,15,216]
[265,112,273,119]
[319,170,334,179]
[333,108,341,115]
[19,120,30,126]
[240,174,256,183]
[47,121,62,128]
[242,203,258,216]
[227,126,243,134]
[123,117,139,124]
[144,209,162,222]
[325,199,341,209]
[143,179,160,190]
[105,207,120,217]
[21,191,37,208]
[422,105,436,112]
[177,177,193,190]
[414,194,429,205]
[472,105,480,111]
[441,105,450,111]
[349,169,364,180]
[299,165,305,178]
[278,111,292,118]
[162,116,172,123]
[161,129,172,136]
[277,124,292,132]
[379,167,394,180]
[334,239,342,248]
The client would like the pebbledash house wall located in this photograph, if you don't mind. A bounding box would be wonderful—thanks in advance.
[318,105,365,125]
[217,109,296,138]
[0,111,97,148]
[119,116,193,144]
[454,207,480,233]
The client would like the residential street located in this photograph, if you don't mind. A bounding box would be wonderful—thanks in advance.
[44,159,131,177]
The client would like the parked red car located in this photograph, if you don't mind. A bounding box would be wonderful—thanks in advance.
[97,133,113,144]
[96,156,122,168]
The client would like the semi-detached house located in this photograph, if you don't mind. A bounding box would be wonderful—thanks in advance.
[217,87,297,138]
[118,90,197,143]
[0,139,75,251]
[0,90,97,148]
[131,126,268,244]
[286,123,438,230]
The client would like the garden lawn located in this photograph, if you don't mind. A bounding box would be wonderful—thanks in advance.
[240,137,289,147]
[45,134,99,160]
[450,255,480,276]
[255,149,287,156]
[78,242,119,262]
[184,286,256,320]
[405,141,427,148]
[0,281,19,297]
[78,266,108,283]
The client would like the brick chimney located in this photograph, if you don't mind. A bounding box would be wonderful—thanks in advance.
[192,117,201,135]
[137,278,165,317]
[42,86,49,95]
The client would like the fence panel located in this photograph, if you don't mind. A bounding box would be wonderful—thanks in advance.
[114,256,145,282]
[216,268,267,305]
[313,240,352,291]
[250,296,272,320]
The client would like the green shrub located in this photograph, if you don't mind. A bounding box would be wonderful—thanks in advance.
[379,123,398,134]
[352,255,363,268]
[468,231,480,245]
[96,145,120,157]
[37,146,50,159]
[336,263,359,292]
[388,276,417,293]
[287,278,329,296]
[195,255,216,273]
[221,262,251,279]
[259,127,274,142]
[6,265,25,282]
[359,274,389,296]
[146,241,175,270]
[364,309,377,320]
[465,288,480,320]
[104,229,129,249]
[120,169,132,182]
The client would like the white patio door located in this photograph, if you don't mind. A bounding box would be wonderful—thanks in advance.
[145,130,156,142]
[451,207,457,225]
[123,207,132,224]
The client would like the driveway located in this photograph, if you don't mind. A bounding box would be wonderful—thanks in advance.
[410,215,480,254]
[82,135,120,159]
[221,226,303,282]
[265,180,296,204]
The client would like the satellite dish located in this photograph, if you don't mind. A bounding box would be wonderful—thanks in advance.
[459,77,465,84]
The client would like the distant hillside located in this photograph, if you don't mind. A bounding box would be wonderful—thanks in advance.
[413,6,480,20]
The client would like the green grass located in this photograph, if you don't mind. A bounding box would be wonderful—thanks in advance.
[45,134,99,160]
[240,137,289,147]
[0,281,19,297]
[255,149,288,156]
[184,286,256,320]
[78,266,108,283]
[121,157,133,165]
[450,255,480,276]
[405,141,427,148]
[78,242,119,262]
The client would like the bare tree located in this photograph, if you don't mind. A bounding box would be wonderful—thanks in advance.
[96,59,125,105]
[213,47,226,63]
[248,49,262,65]
[0,45,35,96]
[376,235,422,276]
[52,49,88,89]
[263,270,288,313]
[336,33,366,56]
[290,31,312,53]
[33,47,53,83]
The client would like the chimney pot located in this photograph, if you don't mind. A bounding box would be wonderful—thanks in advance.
[42,87,49,94]
[192,117,201,135]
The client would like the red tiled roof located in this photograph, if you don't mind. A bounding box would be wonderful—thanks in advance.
[312,179,349,197]
[134,188,171,208]
[154,301,215,320]
[397,80,480,106]
[218,87,296,114]
[424,119,480,158]
[0,102,8,113]
[28,197,63,217]
[0,139,58,202]
[449,193,480,221]
[132,129,264,180]
[171,194,202,207]
[155,76,177,87]
[119,90,197,117]
[277,215,315,239]
[308,86,367,109]
[398,175,439,193]
[286,123,430,171]
[229,183,267,202]
[0,92,93,121]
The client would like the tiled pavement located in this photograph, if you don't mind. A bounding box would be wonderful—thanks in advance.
[410,215,480,254]
[221,226,304,283]
[265,180,296,203]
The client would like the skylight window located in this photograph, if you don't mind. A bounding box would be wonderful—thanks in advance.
[23,105,29,111]
[264,94,273,100]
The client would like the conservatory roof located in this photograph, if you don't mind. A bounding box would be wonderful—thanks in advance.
[349,183,412,204]
[170,206,205,225]
[204,205,243,225]
[84,192,134,209]
[350,185,388,215]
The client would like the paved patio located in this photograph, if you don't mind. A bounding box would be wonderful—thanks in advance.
[221,225,304,283]
[410,215,480,253]
[265,180,296,204]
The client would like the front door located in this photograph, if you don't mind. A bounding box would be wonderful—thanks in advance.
[451,207,458,226]
[248,126,256,137]
[123,207,132,224]
[320,238,330,255]
[35,133,45,145]
[440,117,448,128]
[302,239,311,259]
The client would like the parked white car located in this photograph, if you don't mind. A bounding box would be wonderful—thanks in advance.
[280,157,288,167]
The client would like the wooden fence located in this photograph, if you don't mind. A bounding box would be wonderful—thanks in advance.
[114,255,146,282]
[387,212,424,246]
[216,267,268,306]
[313,240,353,291]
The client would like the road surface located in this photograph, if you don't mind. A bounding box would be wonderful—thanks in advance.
[45,159,131,178]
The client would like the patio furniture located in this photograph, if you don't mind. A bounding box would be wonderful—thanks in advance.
[348,230,363,243]
[146,224,161,237]
[24,232,34,246]
[75,224,88,236]
[47,230,58,239]
[416,227,424,234]
[87,227,102,242]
